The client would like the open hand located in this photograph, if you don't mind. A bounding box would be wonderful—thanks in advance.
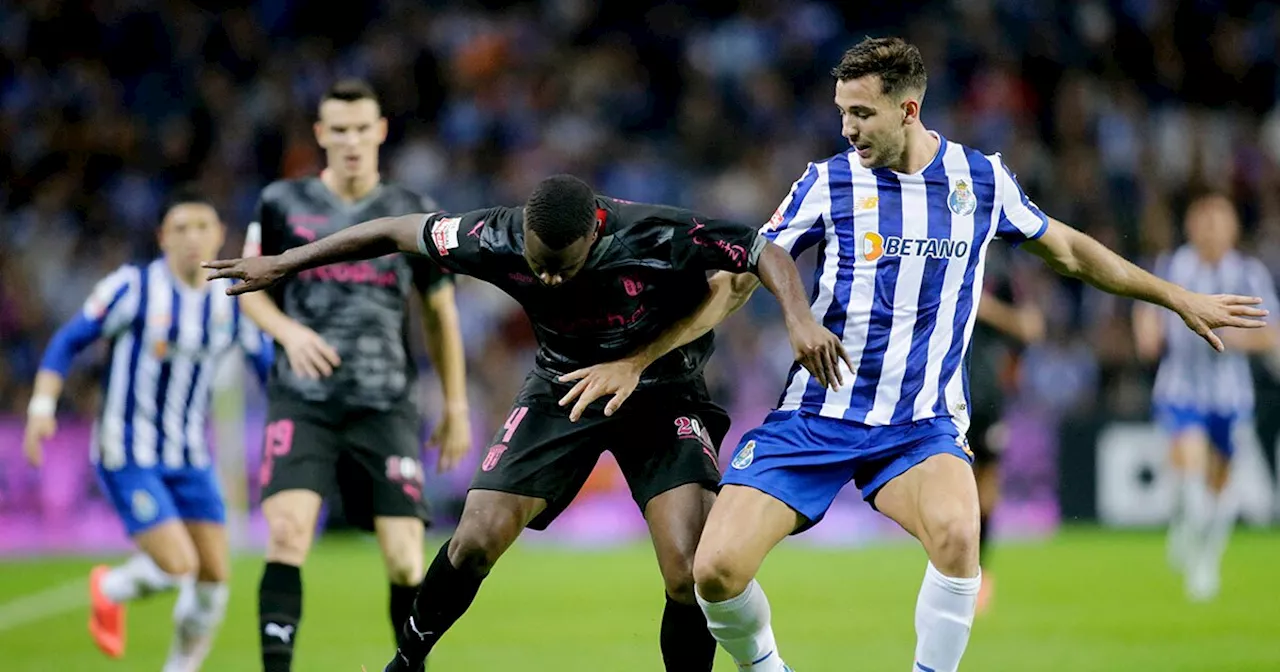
[1174,292,1268,352]
[557,359,644,422]
[204,257,289,295]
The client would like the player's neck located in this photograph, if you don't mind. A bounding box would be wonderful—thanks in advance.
[320,168,380,202]
[892,126,940,175]
[165,258,204,290]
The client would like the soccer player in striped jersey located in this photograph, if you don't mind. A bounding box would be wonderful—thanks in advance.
[23,190,271,671]
[1134,192,1280,602]
[564,37,1268,672]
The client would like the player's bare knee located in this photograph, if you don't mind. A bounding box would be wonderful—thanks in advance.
[926,513,979,576]
[448,523,511,578]
[152,547,198,578]
[693,548,749,603]
[383,546,424,585]
[659,553,698,604]
[265,511,314,564]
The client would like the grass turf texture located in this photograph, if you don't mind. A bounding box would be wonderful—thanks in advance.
[0,527,1277,671]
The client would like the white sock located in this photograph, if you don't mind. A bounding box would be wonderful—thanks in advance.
[101,554,179,603]
[164,580,229,672]
[914,562,981,672]
[1181,475,1213,541]
[697,580,788,671]
[1202,489,1236,570]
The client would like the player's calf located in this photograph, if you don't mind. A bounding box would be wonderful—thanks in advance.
[259,491,322,672]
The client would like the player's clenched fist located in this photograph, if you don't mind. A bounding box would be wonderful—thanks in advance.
[788,319,853,391]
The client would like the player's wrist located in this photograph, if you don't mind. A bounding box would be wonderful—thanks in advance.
[27,395,57,418]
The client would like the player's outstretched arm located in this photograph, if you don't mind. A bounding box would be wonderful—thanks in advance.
[206,214,424,295]
[1023,218,1269,351]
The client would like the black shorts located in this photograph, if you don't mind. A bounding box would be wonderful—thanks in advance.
[968,409,1003,468]
[470,373,730,531]
[260,391,428,530]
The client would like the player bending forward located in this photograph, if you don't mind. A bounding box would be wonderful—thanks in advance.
[207,173,848,672]
[568,38,1267,672]
[24,191,271,671]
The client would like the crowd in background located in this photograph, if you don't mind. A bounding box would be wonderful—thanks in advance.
[3,0,1280,441]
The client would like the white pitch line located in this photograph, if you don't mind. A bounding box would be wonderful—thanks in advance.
[0,577,89,633]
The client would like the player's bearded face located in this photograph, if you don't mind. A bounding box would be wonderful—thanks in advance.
[314,99,387,180]
[836,77,912,170]
[159,203,225,277]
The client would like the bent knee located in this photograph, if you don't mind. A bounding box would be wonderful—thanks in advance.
[447,523,514,578]
[383,546,424,585]
[693,548,752,603]
[151,549,198,578]
[925,513,979,574]
[659,554,697,604]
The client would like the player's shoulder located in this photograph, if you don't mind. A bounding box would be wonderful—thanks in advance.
[378,181,440,211]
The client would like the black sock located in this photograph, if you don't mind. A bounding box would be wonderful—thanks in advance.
[389,582,419,647]
[979,513,991,568]
[660,594,716,672]
[396,540,485,665]
[259,562,302,672]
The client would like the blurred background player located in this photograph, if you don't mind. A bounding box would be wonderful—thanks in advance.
[206,173,846,672]
[1134,192,1280,602]
[22,190,271,671]
[970,253,1046,613]
[236,79,470,672]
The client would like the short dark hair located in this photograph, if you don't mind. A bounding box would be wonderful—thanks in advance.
[832,37,927,100]
[525,175,597,250]
[164,185,217,218]
[322,78,380,107]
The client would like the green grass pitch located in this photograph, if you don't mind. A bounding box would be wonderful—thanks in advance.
[1,527,1277,671]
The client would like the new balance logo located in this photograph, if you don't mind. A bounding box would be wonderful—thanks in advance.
[264,622,295,643]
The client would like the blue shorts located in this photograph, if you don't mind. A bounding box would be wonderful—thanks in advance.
[719,410,972,530]
[1154,404,1241,457]
[95,464,226,536]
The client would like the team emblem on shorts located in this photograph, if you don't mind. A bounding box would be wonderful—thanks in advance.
[131,489,158,523]
[731,440,756,470]
[482,444,507,472]
[948,179,977,216]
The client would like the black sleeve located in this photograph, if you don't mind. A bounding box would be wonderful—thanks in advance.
[414,208,493,278]
[645,204,767,274]
[409,255,453,294]
[253,186,288,256]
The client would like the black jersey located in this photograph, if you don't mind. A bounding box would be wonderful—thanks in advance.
[253,177,451,410]
[415,197,766,387]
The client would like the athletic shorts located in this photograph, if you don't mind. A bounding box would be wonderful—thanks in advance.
[719,410,972,531]
[469,373,729,531]
[967,409,1003,468]
[1154,403,1242,458]
[260,391,428,530]
[96,464,225,537]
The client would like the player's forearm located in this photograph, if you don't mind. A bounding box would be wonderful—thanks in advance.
[976,295,1022,337]
[1051,227,1185,312]
[238,291,302,343]
[628,271,757,370]
[754,242,813,331]
[1220,326,1279,352]
[1132,305,1164,361]
[28,371,65,416]
[422,286,469,413]
[276,215,421,275]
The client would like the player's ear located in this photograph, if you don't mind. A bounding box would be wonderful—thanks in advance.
[376,117,389,144]
[901,97,921,126]
[312,120,325,146]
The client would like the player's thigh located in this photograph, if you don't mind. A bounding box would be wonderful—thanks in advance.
[643,483,716,597]
[694,484,802,600]
[447,489,548,573]
[468,384,607,532]
[874,452,980,562]
[185,521,230,583]
[374,516,425,584]
[342,402,430,531]
[96,465,197,574]
[133,520,200,578]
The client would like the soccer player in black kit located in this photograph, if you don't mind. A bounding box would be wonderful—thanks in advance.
[209,174,849,672]
[235,80,471,672]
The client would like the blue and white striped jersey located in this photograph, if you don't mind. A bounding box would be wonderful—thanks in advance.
[40,258,272,470]
[762,134,1047,432]
[1152,245,1278,414]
